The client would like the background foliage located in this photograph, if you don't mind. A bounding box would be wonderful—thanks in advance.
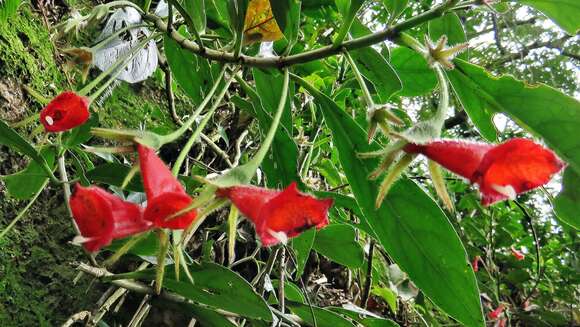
[0,0,578,326]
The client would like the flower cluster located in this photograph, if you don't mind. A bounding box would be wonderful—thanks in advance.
[217,182,333,246]
[403,138,564,205]
[70,144,197,252]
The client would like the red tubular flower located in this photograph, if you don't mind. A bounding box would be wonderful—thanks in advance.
[404,138,565,205]
[472,256,481,272]
[69,184,151,252]
[217,182,333,246]
[137,144,197,229]
[40,91,90,132]
[487,304,505,320]
[510,246,525,261]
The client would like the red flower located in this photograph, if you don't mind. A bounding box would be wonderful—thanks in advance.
[488,304,504,320]
[217,182,333,246]
[497,318,507,327]
[137,144,197,229]
[40,91,90,132]
[510,246,525,261]
[404,138,564,205]
[472,256,481,272]
[69,184,151,252]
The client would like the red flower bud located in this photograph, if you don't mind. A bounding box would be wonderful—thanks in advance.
[217,182,333,246]
[472,256,481,272]
[488,304,504,320]
[137,144,197,229]
[404,138,564,205]
[40,91,90,132]
[510,246,525,261]
[69,184,150,252]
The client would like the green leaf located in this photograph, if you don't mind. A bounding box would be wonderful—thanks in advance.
[518,0,580,34]
[270,279,306,303]
[554,168,580,230]
[164,32,215,105]
[290,228,315,278]
[270,0,301,51]
[112,262,272,321]
[313,224,364,269]
[107,231,160,257]
[450,59,580,174]
[390,47,437,96]
[86,163,144,192]
[371,287,398,313]
[184,0,207,34]
[251,68,299,188]
[287,301,356,327]
[63,113,98,148]
[0,119,55,181]
[177,302,238,327]
[3,147,55,199]
[428,12,467,60]
[294,76,484,327]
[382,0,408,21]
[350,47,402,102]
[333,0,366,46]
[446,69,497,141]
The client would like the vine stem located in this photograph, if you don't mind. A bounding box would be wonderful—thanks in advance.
[171,67,236,176]
[58,153,81,235]
[143,0,464,68]
[278,246,286,320]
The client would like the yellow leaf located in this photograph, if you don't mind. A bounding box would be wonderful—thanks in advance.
[243,0,283,44]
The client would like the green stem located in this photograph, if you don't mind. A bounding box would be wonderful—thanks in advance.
[243,69,290,174]
[432,65,449,132]
[163,65,228,144]
[343,50,375,108]
[171,68,235,175]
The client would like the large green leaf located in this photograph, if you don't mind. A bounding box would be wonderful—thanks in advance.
[450,59,580,174]
[390,47,437,96]
[287,301,356,327]
[183,0,207,34]
[111,262,272,321]
[176,302,238,327]
[0,119,55,181]
[294,76,484,327]
[446,69,497,141]
[164,32,215,105]
[554,168,580,230]
[251,68,299,188]
[2,147,55,199]
[350,47,402,102]
[313,224,364,269]
[518,0,580,34]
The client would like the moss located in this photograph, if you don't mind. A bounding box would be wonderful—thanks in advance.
[0,7,65,96]
[0,190,101,326]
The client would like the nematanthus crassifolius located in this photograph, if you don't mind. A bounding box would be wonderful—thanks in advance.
[217,182,333,246]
